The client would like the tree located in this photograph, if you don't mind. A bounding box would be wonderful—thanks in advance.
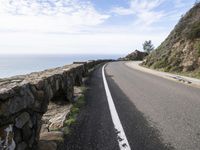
[143,40,154,53]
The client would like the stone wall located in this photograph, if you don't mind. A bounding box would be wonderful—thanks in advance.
[0,60,109,150]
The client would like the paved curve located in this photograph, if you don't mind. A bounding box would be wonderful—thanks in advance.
[106,62,200,150]
[59,64,119,150]
[60,62,200,150]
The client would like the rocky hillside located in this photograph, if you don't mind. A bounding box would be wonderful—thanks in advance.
[121,50,148,61]
[143,3,200,76]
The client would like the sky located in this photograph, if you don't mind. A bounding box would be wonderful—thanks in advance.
[0,0,196,55]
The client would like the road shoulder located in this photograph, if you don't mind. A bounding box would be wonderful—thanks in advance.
[125,61,200,89]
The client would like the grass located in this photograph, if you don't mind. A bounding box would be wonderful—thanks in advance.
[49,86,86,137]
[64,117,76,127]
[62,126,70,135]
[153,60,167,69]
[62,86,86,135]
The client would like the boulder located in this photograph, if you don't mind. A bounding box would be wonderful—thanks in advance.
[38,140,57,150]
[40,131,64,141]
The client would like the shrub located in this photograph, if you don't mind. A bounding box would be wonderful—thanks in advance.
[186,22,200,40]
[64,118,76,126]
[153,60,168,69]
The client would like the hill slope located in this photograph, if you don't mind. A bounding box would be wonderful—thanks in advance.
[122,50,148,61]
[143,3,200,77]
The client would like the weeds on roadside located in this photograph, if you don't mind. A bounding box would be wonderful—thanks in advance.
[62,87,86,135]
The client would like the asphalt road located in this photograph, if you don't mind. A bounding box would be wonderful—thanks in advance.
[61,61,200,150]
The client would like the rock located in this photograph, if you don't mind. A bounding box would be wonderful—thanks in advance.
[35,119,43,141]
[28,132,35,147]
[0,88,15,101]
[42,102,71,132]
[45,80,53,101]
[40,131,64,142]
[0,101,10,117]
[15,112,30,128]
[9,89,35,114]
[0,125,16,150]
[0,60,109,149]
[40,124,49,133]
[55,79,60,91]
[37,91,45,101]
[38,140,57,150]
[16,142,27,150]
[22,123,32,141]
[49,111,69,131]
[14,129,22,144]
[74,86,83,102]
[28,119,33,128]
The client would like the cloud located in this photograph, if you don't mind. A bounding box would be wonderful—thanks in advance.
[0,0,196,55]
[173,0,187,8]
[111,0,166,26]
[0,0,110,33]
[111,0,196,27]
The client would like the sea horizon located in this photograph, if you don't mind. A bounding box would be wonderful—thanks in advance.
[0,54,124,78]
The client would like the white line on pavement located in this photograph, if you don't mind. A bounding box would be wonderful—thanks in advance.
[102,64,131,150]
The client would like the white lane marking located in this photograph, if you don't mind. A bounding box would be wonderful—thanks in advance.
[102,64,131,150]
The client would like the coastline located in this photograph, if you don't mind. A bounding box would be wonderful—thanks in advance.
[0,54,121,78]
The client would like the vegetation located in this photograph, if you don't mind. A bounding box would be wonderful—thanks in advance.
[143,40,154,53]
[142,2,200,76]
[62,87,86,135]
[197,43,200,56]
[153,60,167,69]
[186,22,200,40]
[50,86,87,138]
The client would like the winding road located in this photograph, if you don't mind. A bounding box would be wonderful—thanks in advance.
[60,61,200,150]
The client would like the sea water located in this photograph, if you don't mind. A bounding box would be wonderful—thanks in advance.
[0,54,122,78]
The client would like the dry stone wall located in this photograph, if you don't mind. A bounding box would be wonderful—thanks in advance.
[0,60,109,150]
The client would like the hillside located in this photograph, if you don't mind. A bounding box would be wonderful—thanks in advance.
[142,3,200,77]
[121,50,148,61]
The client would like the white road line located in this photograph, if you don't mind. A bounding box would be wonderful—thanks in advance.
[102,64,131,150]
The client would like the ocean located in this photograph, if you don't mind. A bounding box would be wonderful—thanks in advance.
[0,54,123,78]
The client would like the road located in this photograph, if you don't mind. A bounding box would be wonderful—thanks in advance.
[60,61,200,150]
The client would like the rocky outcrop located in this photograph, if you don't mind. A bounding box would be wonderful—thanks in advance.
[0,60,109,150]
[143,3,200,73]
[122,50,148,61]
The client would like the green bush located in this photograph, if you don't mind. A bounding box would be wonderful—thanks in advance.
[70,107,80,114]
[74,96,85,108]
[153,60,167,69]
[64,117,76,126]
